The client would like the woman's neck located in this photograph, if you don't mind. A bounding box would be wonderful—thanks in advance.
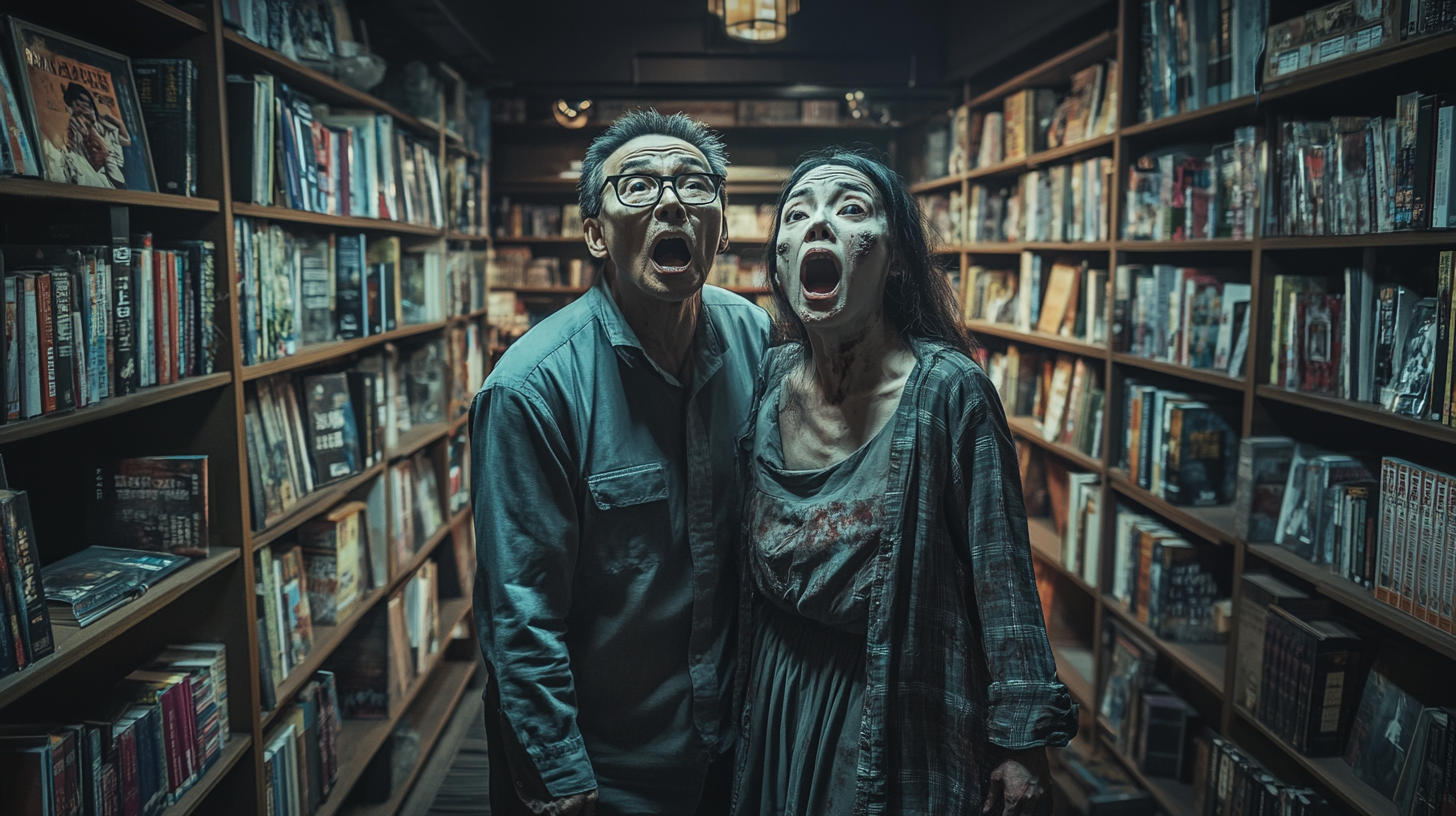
[803,311,907,406]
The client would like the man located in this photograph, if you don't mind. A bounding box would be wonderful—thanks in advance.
[470,110,770,815]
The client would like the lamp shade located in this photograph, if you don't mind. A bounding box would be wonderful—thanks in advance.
[712,0,799,43]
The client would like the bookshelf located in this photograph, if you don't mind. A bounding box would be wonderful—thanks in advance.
[934,4,1456,816]
[0,2,490,815]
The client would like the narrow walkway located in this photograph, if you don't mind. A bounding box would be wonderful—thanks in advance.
[422,706,491,816]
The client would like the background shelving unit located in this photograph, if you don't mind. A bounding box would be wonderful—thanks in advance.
[0,2,492,815]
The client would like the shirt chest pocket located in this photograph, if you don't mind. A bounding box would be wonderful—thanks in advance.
[582,462,671,573]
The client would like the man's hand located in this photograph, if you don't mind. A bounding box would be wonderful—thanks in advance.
[522,789,597,816]
[982,748,1050,816]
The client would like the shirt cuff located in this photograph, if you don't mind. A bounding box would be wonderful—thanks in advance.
[528,736,597,798]
[985,680,1079,750]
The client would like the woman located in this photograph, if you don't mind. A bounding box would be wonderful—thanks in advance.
[732,150,1078,816]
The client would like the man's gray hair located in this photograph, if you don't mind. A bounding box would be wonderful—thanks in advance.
[578,109,729,219]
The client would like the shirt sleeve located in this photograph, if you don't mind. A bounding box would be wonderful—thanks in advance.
[470,383,596,797]
[945,368,1078,751]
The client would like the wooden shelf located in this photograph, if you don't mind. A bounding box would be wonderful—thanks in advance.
[1102,595,1227,695]
[1112,353,1248,392]
[1108,471,1238,546]
[948,241,1113,254]
[387,423,449,462]
[1259,231,1456,249]
[1029,515,1098,596]
[965,320,1108,357]
[1245,544,1456,663]
[232,203,445,237]
[1051,642,1097,708]
[241,321,449,382]
[221,30,438,137]
[497,285,589,295]
[0,548,241,709]
[1099,729,1200,816]
[0,373,232,446]
[167,734,253,816]
[313,599,474,816]
[339,660,479,816]
[132,0,210,31]
[1233,707,1398,816]
[445,231,490,242]
[1255,385,1456,446]
[1008,415,1104,474]
[250,463,385,551]
[491,235,584,243]
[965,134,1117,181]
[909,175,962,194]
[1115,239,1254,252]
[0,177,220,211]
[967,30,1119,109]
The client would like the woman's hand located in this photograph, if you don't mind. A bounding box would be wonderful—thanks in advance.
[982,748,1050,816]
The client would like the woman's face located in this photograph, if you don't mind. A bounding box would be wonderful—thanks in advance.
[775,164,893,333]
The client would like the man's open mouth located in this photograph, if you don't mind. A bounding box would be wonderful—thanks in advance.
[651,236,692,274]
[800,249,842,299]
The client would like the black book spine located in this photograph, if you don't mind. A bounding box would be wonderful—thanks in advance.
[109,208,136,395]
[1,490,53,662]
[1413,94,1438,230]
[224,78,257,204]
[133,60,193,198]
[0,533,20,674]
[51,269,75,412]
[335,234,363,340]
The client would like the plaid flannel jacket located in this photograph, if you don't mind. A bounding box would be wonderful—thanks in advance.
[734,339,1078,815]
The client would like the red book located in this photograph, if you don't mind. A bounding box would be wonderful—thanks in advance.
[117,723,140,816]
[152,248,170,386]
[35,272,56,414]
[1296,292,1343,396]
[166,251,179,384]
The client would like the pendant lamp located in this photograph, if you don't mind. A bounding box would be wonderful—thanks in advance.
[709,0,799,43]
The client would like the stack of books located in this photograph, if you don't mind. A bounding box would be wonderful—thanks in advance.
[445,249,488,317]
[1119,383,1240,507]
[244,373,365,530]
[1193,733,1337,816]
[981,346,1106,460]
[965,253,1109,344]
[1122,129,1265,242]
[1113,265,1252,377]
[964,157,1114,244]
[1110,506,1228,642]
[261,670,344,816]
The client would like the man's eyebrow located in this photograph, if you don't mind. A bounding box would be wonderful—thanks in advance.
[618,154,709,173]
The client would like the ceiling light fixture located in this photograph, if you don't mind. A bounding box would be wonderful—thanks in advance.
[709,0,799,44]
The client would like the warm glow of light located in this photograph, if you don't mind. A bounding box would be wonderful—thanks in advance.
[711,0,799,44]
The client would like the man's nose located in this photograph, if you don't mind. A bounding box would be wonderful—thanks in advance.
[654,184,687,223]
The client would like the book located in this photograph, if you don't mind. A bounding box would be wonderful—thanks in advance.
[87,456,209,557]
[297,501,366,626]
[1257,606,1362,755]
[40,546,188,627]
[1344,666,1422,799]
[133,59,197,197]
[1233,437,1298,543]
[0,489,52,668]
[301,372,362,485]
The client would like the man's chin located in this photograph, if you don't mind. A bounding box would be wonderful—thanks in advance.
[625,264,706,300]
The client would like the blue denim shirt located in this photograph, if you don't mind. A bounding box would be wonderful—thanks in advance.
[470,277,770,813]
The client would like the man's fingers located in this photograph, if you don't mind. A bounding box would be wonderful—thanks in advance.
[983,776,1004,814]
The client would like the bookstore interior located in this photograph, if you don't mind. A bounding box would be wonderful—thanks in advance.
[0,0,1455,814]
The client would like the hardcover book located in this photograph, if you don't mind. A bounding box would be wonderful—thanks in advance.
[301,372,361,485]
[87,456,209,558]
[40,546,187,627]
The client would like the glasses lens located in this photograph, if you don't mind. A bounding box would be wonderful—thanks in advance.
[616,175,660,206]
[675,174,719,204]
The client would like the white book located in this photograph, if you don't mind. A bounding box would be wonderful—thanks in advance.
[1213,283,1252,370]
[1435,104,1453,229]
[1081,485,1102,588]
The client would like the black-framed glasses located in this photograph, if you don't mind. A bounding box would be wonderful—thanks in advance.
[603,173,725,207]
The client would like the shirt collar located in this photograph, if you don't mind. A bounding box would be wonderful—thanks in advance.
[588,273,727,389]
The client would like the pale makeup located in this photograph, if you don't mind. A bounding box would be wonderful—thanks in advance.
[775,165,893,330]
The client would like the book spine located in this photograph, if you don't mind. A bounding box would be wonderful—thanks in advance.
[1414,94,1438,230]
[1435,255,1453,422]
[1377,459,1403,606]
[36,273,56,414]
[112,258,138,395]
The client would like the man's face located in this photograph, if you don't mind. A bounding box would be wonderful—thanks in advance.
[71,93,97,124]
[585,134,724,303]
[775,164,893,331]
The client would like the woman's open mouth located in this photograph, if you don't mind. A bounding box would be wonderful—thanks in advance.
[800,249,842,300]
[651,236,692,274]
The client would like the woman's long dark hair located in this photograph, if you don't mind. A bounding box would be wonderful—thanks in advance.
[764,148,973,356]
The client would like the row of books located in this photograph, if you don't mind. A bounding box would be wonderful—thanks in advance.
[495,201,585,239]
[4,238,220,422]
[489,247,594,290]
[1100,619,1204,767]
[444,154,488,237]
[1264,0,1456,86]
[0,642,230,816]
[709,255,768,291]
[227,76,445,228]
[1266,95,1456,237]
[444,428,470,518]
[981,347,1107,460]
[965,255,1110,343]
[1123,128,1265,242]
[924,60,1119,180]
[225,0,357,71]
[445,323,487,421]
[260,670,343,816]
[972,158,1114,245]
[1034,450,1103,587]
[1135,0,1264,122]
[1191,731,1335,816]
[388,451,446,571]
[1264,264,1448,420]
[1110,505,1229,642]
[1112,265,1252,377]
[236,221,476,366]
[1119,383,1240,507]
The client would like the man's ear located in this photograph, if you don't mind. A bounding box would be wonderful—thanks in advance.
[583,216,609,259]
[717,213,730,255]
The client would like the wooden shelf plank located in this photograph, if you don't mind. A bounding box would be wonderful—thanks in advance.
[131,0,209,31]
[1115,239,1254,252]
[445,232,490,242]
[340,660,479,816]
[1255,385,1456,446]
[1112,353,1248,392]
[232,203,445,236]
[241,321,449,382]
[1102,595,1227,696]
[966,134,1117,181]
[1007,415,1105,474]
[967,30,1119,109]
[948,241,1113,254]
[1109,470,1238,546]
[1099,728,1200,816]
[965,320,1109,357]
[1245,544,1456,662]
[250,463,385,551]
[0,177,220,210]
[0,373,232,446]
[1233,707,1398,816]
[909,174,963,194]
[1029,516,1098,596]
[491,235,584,243]
[1260,231,1456,249]
[497,285,589,295]
[313,599,474,816]
[166,733,252,816]
[0,549,241,709]
[221,30,437,137]
[388,423,449,463]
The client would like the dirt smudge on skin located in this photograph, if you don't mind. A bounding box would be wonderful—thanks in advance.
[823,325,873,405]
[851,231,879,261]
[777,241,790,257]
